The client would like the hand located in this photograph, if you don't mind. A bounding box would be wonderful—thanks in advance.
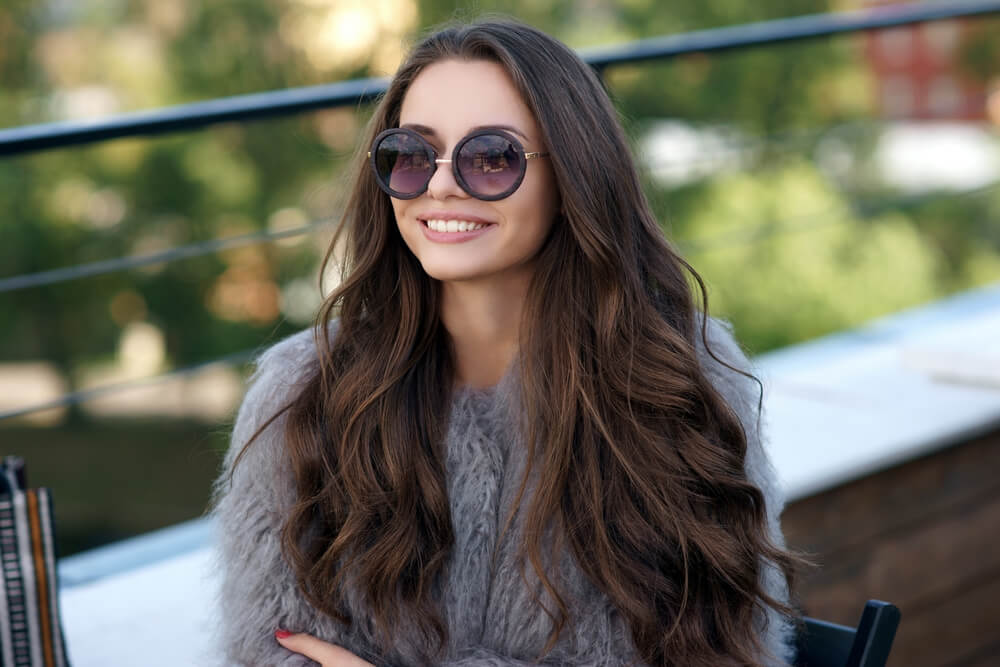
[275,630,375,667]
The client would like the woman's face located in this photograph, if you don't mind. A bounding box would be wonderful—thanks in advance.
[391,59,560,285]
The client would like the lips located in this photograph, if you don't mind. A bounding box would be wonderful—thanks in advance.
[418,218,495,243]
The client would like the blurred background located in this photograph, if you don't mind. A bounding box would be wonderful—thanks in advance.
[0,0,998,661]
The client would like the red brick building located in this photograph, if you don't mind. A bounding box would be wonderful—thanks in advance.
[862,2,992,120]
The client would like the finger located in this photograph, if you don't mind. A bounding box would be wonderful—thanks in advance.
[275,630,340,662]
[274,631,373,666]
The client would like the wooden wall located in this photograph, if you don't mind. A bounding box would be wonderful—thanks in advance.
[782,426,1000,666]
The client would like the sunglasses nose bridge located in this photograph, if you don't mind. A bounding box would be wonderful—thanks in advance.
[424,156,466,199]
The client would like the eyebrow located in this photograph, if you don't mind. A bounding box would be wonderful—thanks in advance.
[400,123,530,141]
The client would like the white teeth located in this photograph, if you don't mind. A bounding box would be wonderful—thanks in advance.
[425,219,487,233]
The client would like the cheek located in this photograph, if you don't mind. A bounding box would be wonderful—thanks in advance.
[391,201,407,226]
[512,178,559,240]
[501,206,556,263]
[392,202,412,240]
[531,165,560,218]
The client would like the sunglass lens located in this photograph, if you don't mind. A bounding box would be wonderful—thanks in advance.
[457,135,523,198]
[375,132,432,196]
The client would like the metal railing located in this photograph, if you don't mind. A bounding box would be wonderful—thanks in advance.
[2,1,1000,422]
[2,1,999,156]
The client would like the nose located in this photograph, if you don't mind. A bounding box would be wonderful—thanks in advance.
[426,158,467,200]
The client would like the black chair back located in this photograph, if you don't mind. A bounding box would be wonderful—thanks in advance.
[795,600,901,667]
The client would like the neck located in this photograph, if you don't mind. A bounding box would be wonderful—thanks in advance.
[440,274,530,389]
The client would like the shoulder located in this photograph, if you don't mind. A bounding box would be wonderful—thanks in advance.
[694,316,784,506]
[213,320,341,519]
[247,326,323,399]
[225,320,340,469]
[694,315,762,424]
[695,316,751,371]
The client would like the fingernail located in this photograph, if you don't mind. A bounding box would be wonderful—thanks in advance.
[275,629,293,639]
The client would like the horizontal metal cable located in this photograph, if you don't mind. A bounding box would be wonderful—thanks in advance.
[0,349,256,422]
[3,1,999,157]
[1,172,993,295]
[0,218,334,294]
[584,0,1000,70]
[1,183,994,421]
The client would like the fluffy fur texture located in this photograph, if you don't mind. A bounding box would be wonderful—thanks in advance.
[211,317,794,666]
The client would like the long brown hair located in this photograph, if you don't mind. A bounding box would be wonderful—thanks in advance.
[270,18,799,666]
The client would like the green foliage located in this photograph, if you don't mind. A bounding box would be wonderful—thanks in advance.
[677,162,945,351]
[1,0,998,552]
[0,0,997,393]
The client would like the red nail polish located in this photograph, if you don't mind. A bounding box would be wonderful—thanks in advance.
[275,629,293,639]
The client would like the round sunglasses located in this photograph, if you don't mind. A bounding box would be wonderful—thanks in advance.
[368,127,550,201]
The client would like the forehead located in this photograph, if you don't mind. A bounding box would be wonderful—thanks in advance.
[399,59,540,140]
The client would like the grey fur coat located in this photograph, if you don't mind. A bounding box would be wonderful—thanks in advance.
[211,318,795,666]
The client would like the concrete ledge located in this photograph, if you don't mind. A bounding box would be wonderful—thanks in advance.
[758,281,1000,500]
[59,517,212,587]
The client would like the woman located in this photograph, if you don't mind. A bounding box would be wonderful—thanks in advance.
[213,17,800,667]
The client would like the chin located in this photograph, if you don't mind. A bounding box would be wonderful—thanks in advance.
[421,266,492,283]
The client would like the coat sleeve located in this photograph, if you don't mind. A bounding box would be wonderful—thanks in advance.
[698,317,796,666]
[443,650,588,666]
[211,327,366,667]
[439,624,643,667]
[441,649,545,666]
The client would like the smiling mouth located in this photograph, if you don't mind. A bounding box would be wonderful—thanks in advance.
[422,219,493,233]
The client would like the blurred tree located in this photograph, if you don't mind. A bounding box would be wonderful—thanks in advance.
[1,0,998,554]
[0,0,997,413]
[676,161,944,351]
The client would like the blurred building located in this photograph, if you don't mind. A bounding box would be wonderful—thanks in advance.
[863,1,996,121]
